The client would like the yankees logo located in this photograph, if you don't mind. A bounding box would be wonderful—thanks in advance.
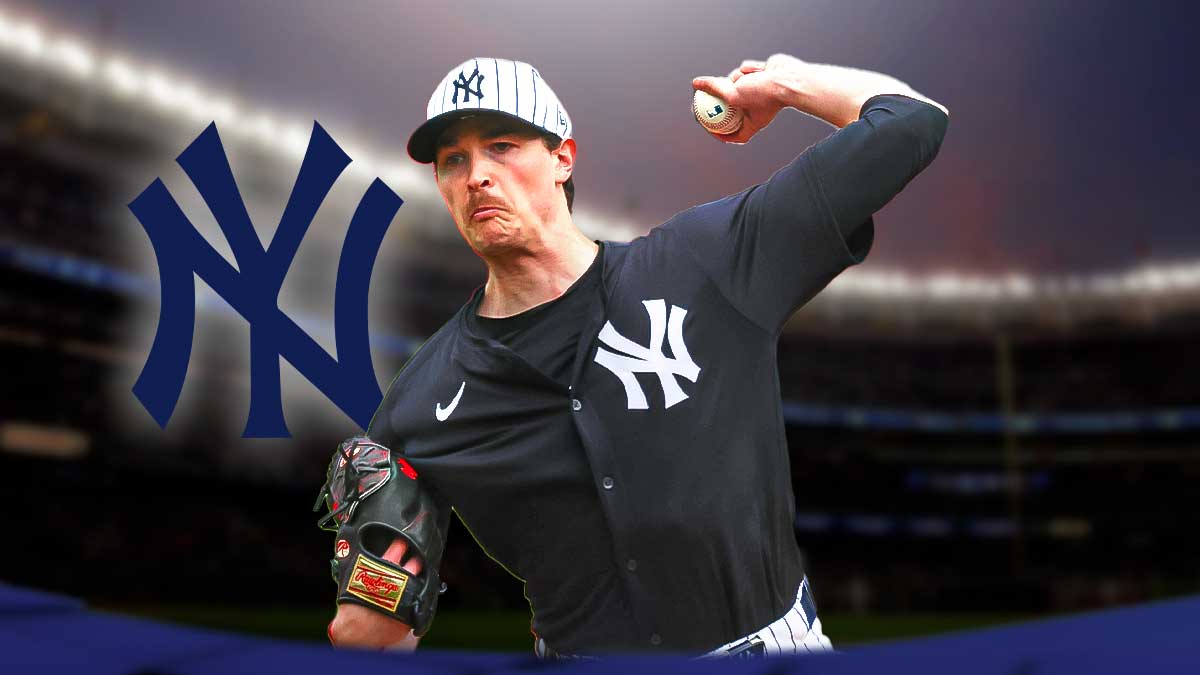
[452,66,485,104]
[128,122,399,437]
[593,299,701,410]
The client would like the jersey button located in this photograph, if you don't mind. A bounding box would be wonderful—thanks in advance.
[602,476,614,490]
[571,398,582,412]
[649,633,662,646]
[626,559,638,572]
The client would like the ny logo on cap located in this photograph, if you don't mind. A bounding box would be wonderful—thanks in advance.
[452,66,485,105]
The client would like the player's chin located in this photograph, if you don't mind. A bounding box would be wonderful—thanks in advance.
[465,218,522,255]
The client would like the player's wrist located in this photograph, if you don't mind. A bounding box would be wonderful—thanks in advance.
[328,606,419,650]
[772,72,810,112]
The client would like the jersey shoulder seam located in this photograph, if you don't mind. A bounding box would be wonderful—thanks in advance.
[657,210,777,339]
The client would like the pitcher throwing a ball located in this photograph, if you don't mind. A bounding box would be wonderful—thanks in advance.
[316,53,948,658]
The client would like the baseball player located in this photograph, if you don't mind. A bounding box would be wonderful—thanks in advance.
[316,54,948,657]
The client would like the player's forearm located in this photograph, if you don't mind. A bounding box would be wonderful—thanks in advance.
[779,61,948,129]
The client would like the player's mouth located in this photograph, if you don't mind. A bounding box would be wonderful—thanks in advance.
[471,206,505,220]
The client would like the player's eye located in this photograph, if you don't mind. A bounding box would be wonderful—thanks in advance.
[491,142,514,152]
[439,153,464,171]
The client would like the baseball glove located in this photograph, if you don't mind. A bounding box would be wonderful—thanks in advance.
[313,437,450,636]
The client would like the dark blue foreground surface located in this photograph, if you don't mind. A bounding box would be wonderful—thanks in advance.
[1,583,1196,674]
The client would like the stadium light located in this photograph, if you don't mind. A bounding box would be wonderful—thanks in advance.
[963,278,987,300]
[12,20,45,60]
[172,82,202,115]
[1091,277,1123,296]
[927,273,963,299]
[1002,273,1034,299]
[39,9,1200,271]
[0,11,15,50]
[230,111,278,147]
[279,122,311,158]
[860,273,889,296]
[47,38,94,78]
[1168,265,1200,289]
[378,163,417,189]
[203,97,238,126]
[888,272,915,297]
[251,113,278,141]
[183,91,215,122]
[103,58,142,96]
[145,70,181,108]
[1141,267,1170,292]
[341,144,376,177]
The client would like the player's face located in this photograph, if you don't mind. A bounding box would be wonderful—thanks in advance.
[433,116,569,255]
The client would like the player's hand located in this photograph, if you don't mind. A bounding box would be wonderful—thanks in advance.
[692,54,809,145]
[328,537,423,651]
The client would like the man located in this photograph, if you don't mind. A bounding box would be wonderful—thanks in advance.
[323,55,948,657]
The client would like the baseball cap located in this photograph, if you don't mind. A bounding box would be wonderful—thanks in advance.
[407,57,573,164]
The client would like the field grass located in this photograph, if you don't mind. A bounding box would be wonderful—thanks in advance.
[96,605,1039,652]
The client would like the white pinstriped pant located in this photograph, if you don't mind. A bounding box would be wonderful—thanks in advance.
[533,576,833,659]
[698,576,834,658]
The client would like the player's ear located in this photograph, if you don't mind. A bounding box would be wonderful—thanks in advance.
[553,138,576,185]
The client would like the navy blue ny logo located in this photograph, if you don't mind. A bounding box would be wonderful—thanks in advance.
[128,122,400,437]
[452,66,485,104]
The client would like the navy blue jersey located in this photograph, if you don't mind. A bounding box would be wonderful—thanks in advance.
[368,94,948,654]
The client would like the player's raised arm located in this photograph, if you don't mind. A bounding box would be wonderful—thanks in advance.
[673,54,948,333]
[692,53,948,141]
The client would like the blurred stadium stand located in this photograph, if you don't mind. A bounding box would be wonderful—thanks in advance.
[0,10,1197,632]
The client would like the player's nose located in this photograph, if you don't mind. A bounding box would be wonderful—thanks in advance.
[466,157,494,191]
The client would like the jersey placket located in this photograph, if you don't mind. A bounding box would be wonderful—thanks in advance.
[562,246,656,646]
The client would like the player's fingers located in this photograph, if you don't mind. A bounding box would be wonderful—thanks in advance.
[730,60,765,81]
[692,76,737,103]
[383,536,424,576]
[707,117,755,145]
[382,536,409,563]
[712,129,750,145]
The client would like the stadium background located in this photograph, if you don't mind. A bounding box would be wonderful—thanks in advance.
[1,0,1197,653]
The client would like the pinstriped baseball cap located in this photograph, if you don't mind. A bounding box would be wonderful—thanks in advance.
[407,57,573,164]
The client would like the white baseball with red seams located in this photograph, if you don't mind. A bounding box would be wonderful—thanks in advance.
[693,88,743,135]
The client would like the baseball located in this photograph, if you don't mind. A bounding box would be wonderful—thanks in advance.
[693,88,742,135]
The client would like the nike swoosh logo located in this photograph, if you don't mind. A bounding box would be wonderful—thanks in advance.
[435,381,466,422]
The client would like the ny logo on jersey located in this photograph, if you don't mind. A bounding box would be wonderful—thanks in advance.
[452,66,485,104]
[593,299,701,410]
